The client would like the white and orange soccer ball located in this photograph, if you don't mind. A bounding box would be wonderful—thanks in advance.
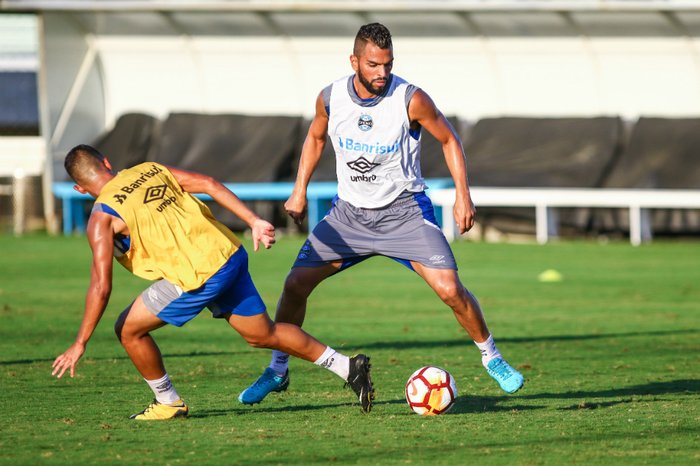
[405,366,457,415]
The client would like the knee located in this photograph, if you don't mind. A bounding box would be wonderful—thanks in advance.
[435,281,467,308]
[283,272,313,299]
[241,324,277,349]
[243,333,274,349]
[114,305,142,345]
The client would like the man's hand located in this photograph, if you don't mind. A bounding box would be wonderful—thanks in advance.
[284,192,308,226]
[52,341,86,379]
[251,218,275,251]
[454,194,476,235]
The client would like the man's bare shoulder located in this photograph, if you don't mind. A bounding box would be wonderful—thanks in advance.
[408,88,439,123]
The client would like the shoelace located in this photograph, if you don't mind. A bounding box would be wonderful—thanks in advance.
[254,374,281,389]
[141,401,158,415]
[489,360,513,379]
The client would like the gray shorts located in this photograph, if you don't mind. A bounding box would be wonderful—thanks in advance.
[293,191,457,272]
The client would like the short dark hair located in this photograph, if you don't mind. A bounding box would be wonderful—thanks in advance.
[64,144,108,184]
[354,23,392,56]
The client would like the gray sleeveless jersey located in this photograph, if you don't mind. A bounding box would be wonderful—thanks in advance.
[327,74,426,208]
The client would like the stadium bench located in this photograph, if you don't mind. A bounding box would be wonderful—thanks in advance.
[52,178,454,235]
[429,187,700,246]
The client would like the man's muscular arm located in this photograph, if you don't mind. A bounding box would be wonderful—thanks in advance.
[408,89,475,234]
[169,167,275,252]
[286,91,329,225]
[52,212,114,378]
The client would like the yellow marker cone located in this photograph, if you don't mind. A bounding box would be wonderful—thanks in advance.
[538,269,563,282]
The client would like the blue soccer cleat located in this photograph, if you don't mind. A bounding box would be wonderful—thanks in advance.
[238,368,290,404]
[486,357,524,394]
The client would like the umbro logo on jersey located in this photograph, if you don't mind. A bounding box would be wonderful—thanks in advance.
[429,255,446,264]
[113,194,127,205]
[144,185,168,204]
[357,114,373,131]
[347,157,380,174]
[144,185,177,212]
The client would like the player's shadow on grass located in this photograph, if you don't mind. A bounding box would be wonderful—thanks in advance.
[189,402,361,418]
[189,397,533,418]
[449,395,543,414]
[342,397,542,414]
[343,328,700,352]
[6,329,697,366]
[379,379,700,414]
[525,379,700,407]
[0,350,249,366]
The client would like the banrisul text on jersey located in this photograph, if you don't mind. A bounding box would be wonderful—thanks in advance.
[337,137,400,156]
[119,164,163,194]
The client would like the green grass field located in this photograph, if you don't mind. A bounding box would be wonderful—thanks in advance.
[1,234,699,465]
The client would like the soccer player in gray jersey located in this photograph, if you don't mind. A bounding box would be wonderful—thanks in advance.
[239,23,524,409]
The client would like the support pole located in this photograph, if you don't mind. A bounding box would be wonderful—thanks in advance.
[13,169,27,236]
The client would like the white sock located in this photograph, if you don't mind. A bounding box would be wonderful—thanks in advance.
[269,350,290,376]
[145,373,181,404]
[314,346,350,381]
[474,335,502,368]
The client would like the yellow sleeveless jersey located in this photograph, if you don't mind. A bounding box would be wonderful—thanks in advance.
[95,162,241,291]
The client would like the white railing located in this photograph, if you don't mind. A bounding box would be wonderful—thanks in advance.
[428,187,700,246]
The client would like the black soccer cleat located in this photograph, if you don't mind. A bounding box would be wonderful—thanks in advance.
[346,354,375,413]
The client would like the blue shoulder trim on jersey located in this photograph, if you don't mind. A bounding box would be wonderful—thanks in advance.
[114,235,131,254]
[413,191,439,227]
[93,203,130,253]
[406,84,420,140]
[93,202,123,220]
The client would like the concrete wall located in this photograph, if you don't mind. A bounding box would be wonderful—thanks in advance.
[40,11,700,162]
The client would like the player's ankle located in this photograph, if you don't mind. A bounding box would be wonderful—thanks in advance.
[474,335,502,368]
[269,350,290,376]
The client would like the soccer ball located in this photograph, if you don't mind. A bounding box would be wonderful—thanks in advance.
[405,366,457,415]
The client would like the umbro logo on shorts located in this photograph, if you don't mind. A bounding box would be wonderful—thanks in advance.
[297,240,312,260]
[429,255,446,264]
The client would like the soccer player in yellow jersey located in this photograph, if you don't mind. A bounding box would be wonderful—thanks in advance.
[51,144,374,419]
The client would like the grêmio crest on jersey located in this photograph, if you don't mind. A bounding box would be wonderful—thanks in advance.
[357,114,373,131]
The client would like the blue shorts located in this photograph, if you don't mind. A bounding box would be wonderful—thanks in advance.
[141,247,266,327]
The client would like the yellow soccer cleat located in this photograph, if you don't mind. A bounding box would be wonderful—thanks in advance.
[129,399,189,420]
